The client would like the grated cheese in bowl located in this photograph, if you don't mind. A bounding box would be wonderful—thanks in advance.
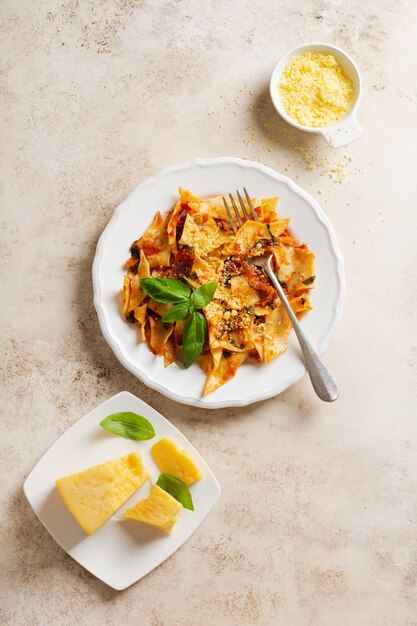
[278,52,354,128]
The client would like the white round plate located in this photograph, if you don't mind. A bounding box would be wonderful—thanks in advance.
[93,157,345,409]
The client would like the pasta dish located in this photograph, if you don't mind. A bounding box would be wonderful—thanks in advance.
[122,188,315,395]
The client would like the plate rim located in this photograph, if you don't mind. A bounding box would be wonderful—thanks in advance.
[23,390,221,590]
[92,157,346,409]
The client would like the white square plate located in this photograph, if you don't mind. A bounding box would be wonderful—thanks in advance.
[23,391,221,590]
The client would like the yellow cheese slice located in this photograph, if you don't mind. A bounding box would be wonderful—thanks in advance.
[151,438,202,486]
[55,452,149,535]
[124,484,181,533]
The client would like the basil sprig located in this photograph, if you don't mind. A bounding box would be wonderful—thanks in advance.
[140,277,217,367]
[99,412,155,440]
[156,473,194,511]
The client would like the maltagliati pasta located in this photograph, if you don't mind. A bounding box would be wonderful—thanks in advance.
[122,188,315,395]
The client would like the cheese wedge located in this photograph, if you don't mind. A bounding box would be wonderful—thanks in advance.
[124,484,181,533]
[151,438,202,486]
[56,452,149,535]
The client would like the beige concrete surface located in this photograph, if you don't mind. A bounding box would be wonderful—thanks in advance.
[1,1,417,624]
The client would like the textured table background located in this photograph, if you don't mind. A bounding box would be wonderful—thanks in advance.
[1,1,417,625]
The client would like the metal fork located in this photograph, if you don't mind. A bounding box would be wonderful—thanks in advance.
[223,188,339,402]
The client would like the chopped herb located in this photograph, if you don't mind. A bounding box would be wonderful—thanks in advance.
[266,224,276,242]
[223,273,234,288]
[223,350,232,359]
[127,311,136,323]
[301,297,306,305]
[302,275,316,286]
[244,306,255,315]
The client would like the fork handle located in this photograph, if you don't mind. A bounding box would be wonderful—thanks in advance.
[264,265,339,402]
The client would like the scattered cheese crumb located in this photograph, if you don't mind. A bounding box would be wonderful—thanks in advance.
[205,83,361,189]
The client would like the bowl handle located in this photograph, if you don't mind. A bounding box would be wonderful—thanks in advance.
[320,115,362,148]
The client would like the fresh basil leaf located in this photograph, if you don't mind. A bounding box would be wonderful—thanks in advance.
[161,300,193,323]
[182,310,207,368]
[190,282,217,309]
[156,473,194,511]
[99,412,155,440]
[140,278,191,303]
[302,275,316,286]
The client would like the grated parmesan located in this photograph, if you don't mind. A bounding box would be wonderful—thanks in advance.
[279,52,354,128]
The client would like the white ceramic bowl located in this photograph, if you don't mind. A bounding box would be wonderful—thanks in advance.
[269,42,362,148]
[93,157,345,409]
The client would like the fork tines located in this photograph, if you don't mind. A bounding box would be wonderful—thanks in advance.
[223,188,258,233]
